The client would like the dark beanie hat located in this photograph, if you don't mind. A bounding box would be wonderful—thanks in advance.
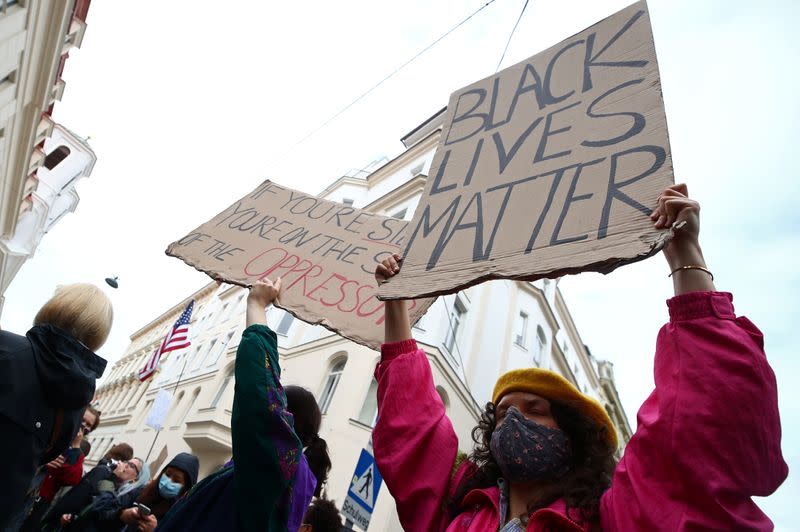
[165,452,200,488]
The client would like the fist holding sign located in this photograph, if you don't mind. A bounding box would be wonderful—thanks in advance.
[378,1,674,301]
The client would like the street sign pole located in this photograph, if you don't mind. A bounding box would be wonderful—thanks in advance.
[341,438,383,530]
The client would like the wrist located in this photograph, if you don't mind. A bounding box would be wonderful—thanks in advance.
[663,239,705,270]
[246,299,271,310]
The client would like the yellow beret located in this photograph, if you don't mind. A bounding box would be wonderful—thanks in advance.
[492,368,618,449]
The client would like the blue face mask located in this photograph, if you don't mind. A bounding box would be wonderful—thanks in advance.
[158,475,184,499]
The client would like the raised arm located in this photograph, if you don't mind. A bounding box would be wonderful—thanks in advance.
[601,185,787,530]
[233,279,303,532]
[376,254,413,343]
[372,254,460,531]
[651,183,716,295]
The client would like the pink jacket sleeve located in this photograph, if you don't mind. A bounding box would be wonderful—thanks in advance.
[601,292,788,531]
[372,339,460,532]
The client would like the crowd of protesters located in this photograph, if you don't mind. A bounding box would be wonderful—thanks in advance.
[0,185,787,531]
[0,282,342,532]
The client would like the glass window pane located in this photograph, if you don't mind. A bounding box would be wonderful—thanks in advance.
[357,378,379,427]
[211,373,233,408]
[318,360,346,414]
[277,312,294,336]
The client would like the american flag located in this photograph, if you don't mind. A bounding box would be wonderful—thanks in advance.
[138,300,195,382]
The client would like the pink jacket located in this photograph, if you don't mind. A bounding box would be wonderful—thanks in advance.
[372,292,787,531]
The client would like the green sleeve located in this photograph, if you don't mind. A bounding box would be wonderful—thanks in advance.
[232,324,303,532]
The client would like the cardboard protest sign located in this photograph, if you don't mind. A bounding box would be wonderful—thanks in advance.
[378,1,673,301]
[166,181,433,350]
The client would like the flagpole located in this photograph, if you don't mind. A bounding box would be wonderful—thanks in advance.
[144,348,193,463]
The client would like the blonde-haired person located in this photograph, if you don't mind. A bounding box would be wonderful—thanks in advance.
[0,283,113,530]
[34,283,114,351]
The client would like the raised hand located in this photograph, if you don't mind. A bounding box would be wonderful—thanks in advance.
[246,278,282,328]
[375,254,411,342]
[46,455,66,470]
[375,254,402,285]
[650,183,714,294]
[247,278,282,308]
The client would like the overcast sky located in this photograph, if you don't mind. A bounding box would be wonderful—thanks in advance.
[2,0,796,527]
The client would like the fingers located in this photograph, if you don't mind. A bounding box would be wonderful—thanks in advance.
[663,197,699,227]
[48,456,65,469]
[374,254,404,284]
[375,263,393,280]
[651,184,691,229]
[671,182,688,197]
[249,278,280,293]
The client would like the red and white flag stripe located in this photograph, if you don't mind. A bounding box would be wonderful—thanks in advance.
[138,300,194,382]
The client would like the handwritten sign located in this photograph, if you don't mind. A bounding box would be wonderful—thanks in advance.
[166,181,433,350]
[378,1,673,301]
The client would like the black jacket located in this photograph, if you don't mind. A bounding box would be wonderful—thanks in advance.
[40,463,120,531]
[0,325,106,529]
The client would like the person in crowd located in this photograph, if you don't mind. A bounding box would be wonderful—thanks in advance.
[372,184,787,530]
[41,457,143,530]
[0,284,112,530]
[119,452,198,531]
[299,498,342,532]
[115,457,151,500]
[19,421,95,531]
[157,279,331,532]
[97,443,134,467]
[61,452,199,532]
[284,385,332,528]
[79,440,92,459]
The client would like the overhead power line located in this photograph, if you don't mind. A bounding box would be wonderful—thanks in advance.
[496,0,531,72]
[266,0,500,169]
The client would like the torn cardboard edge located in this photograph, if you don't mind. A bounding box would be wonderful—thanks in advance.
[165,241,436,352]
[377,226,674,301]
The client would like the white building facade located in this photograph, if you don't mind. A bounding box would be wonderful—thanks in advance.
[0,0,92,315]
[90,111,632,531]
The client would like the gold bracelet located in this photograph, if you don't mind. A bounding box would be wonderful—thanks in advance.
[668,265,714,281]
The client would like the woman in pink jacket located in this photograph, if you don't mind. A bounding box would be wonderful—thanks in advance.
[372,184,787,531]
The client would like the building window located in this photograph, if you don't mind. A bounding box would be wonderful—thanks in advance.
[444,297,467,355]
[276,312,294,336]
[534,325,546,365]
[0,1,19,14]
[101,439,115,460]
[318,358,347,414]
[392,208,407,220]
[207,331,234,366]
[43,145,70,170]
[218,303,230,322]
[210,369,234,408]
[357,378,379,427]
[436,386,450,412]
[412,312,425,331]
[227,293,245,320]
[90,438,104,460]
[342,198,354,206]
[177,388,200,426]
[122,383,139,410]
[191,343,211,370]
[135,400,153,427]
[514,311,529,348]
[166,392,185,426]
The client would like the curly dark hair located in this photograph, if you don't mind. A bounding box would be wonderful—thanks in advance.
[302,497,342,531]
[448,400,616,528]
